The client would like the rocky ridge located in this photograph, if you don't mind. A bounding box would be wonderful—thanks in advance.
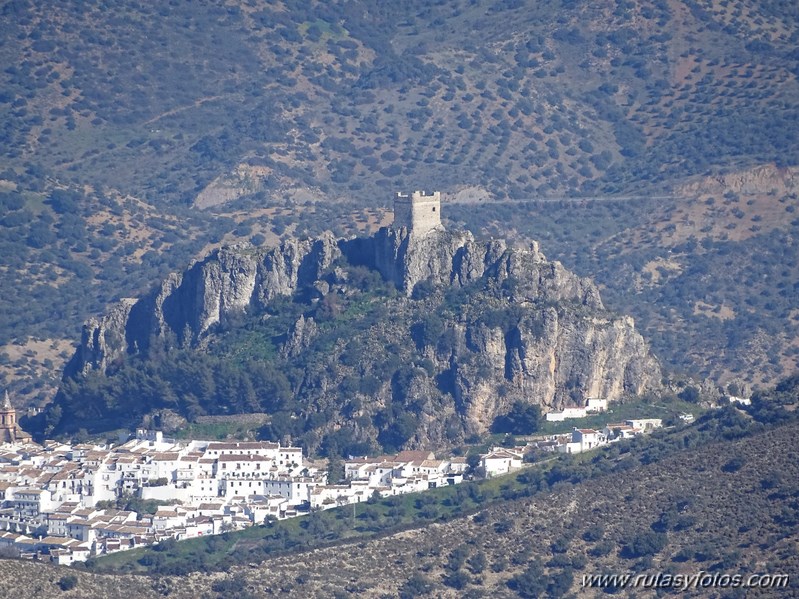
[61,226,661,445]
[67,234,342,375]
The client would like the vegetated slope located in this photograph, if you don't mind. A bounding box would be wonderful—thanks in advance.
[1,0,798,402]
[3,0,797,203]
[199,417,799,598]
[0,188,223,403]
[39,227,660,455]
[3,392,798,598]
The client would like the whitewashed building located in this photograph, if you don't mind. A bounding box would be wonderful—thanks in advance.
[585,398,608,412]
[545,407,587,422]
[480,449,523,478]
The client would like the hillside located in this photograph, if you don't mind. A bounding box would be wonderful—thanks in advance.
[1,0,798,402]
[4,0,797,202]
[173,415,799,598]
[1,395,797,597]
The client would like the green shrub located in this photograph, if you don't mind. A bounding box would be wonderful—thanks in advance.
[57,575,78,591]
[622,531,668,558]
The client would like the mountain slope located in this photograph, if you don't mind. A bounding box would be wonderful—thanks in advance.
[218,417,799,598]
[3,0,797,203]
[449,165,799,386]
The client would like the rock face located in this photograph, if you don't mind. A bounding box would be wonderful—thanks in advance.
[63,226,661,446]
[369,227,494,293]
[676,164,799,197]
[65,298,138,376]
[450,311,657,434]
[67,234,341,376]
[366,227,602,307]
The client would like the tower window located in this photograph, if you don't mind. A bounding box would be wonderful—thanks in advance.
[432,207,436,212]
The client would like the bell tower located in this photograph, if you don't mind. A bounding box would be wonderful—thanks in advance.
[0,390,29,444]
[0,390,17,444]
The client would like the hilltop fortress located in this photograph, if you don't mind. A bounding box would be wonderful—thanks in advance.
[60,190,660,444]
[392,190,442,236]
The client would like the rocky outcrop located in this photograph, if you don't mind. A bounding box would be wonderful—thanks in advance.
[68,235,341,376]
[370,227,486,292]
[65,298,138,375]
[447,311,658,435]
[368,227,602,308]
[282,315,318,358]
[354,228,658,439]
[676,164,799,197]
[72,227,607,377]
[62,225,662,448]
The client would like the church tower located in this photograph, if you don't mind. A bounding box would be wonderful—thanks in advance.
[0,390,30,444]
[0,390,17,444]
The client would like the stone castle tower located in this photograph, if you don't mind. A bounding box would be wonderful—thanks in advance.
[392,190,442,236]
[0,390,31,444]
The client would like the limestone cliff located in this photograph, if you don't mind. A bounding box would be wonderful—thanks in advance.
[366,227,602,307]
[60,226,661,449]
[68,234,341,375]
[448,310,657,434]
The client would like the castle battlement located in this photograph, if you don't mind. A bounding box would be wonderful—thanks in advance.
[393,190,442,236]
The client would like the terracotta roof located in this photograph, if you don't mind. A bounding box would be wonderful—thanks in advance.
[394,450,435,462]
[206,441,279,451]
[217,454,271,462]
[420,460,444,468]
[67,519,92,527]
[483,450,521,460]
[15,488,45,495]
[377,461,402,468]
[151,453,180,461]
[154,509,180,517]
[39,536,74,546]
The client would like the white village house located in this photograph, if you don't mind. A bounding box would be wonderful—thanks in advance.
[546,397,608,422]
[480,449,524,478]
